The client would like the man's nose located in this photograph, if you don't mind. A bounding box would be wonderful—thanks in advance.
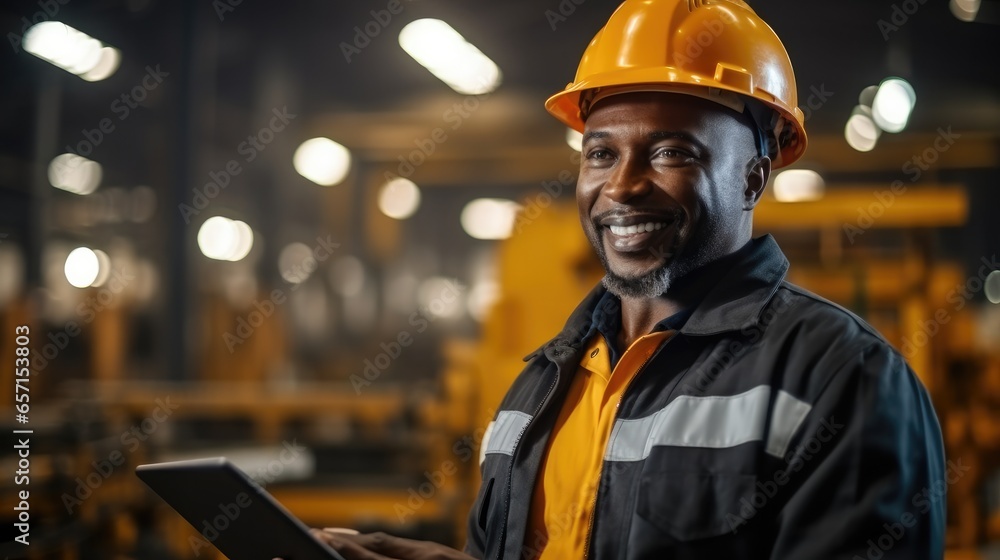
[602,156,652,203]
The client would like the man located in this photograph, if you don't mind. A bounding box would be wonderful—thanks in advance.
[309,0,946,558]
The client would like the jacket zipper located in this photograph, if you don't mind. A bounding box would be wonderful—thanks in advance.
[497,354,563,560]
[582,335,674,560]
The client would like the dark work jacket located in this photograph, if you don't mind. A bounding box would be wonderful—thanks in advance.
[464,235,946,560]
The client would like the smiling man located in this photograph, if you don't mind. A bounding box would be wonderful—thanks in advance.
[308,1,946,558]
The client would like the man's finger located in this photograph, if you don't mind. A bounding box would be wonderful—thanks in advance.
[310,529,399,560]
[324,527,360,535]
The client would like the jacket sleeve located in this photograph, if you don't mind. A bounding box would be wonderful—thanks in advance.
[769,342,948,559]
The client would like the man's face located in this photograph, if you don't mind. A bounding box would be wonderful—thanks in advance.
[577,91,767,299]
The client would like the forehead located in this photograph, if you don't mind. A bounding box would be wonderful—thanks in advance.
[583,91,739,133]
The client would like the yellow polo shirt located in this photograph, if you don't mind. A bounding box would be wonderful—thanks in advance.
[523,329,675,559]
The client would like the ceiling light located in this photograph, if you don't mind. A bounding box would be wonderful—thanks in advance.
[293,138,352,186]
[278,242,314,284]
[48,153,102,195]
[773,169,825,202]
[845,105,880,152]
[198,216,254,262]
[566,128,583,152]
[64,247,100,288]
[986,270,1000,304]
[378,177,421,220]
[23,22,120,81]
[461,198,521,240]
[872,78,916,133]
[950,0,980,21]
[399,19,502,95]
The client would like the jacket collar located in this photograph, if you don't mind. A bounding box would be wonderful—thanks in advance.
[524,234,789,361]
[681,234,789,336]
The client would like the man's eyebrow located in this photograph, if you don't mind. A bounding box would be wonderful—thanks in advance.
[582,130,609,143]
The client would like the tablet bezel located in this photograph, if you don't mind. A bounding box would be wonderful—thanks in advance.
[136,457,344,560]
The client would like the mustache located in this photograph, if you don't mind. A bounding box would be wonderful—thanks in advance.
[592,206,684,224]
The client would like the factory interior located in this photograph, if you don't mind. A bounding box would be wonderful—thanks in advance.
[1,0,999,557]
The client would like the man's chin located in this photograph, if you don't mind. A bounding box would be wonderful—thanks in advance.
[601,267,672,299]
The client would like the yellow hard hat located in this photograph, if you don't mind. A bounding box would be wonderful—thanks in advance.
[545,0,808,168]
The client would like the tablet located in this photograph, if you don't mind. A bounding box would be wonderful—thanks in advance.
[136,457,345,560]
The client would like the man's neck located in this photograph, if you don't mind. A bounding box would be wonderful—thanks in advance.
[614,239,753,351]
[616,296,683,351]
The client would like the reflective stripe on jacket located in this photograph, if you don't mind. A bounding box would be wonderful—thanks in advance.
[464,235,946,560]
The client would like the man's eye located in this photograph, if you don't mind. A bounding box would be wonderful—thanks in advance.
[588,149,612,160]
[656,148,689,159]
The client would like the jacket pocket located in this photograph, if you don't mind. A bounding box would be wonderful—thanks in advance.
[636,470,757,542]
[478,477,495,531]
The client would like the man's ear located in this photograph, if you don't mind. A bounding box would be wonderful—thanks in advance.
[743,156,771,210]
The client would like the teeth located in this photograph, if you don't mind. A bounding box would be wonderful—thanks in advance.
[609,222,666,236]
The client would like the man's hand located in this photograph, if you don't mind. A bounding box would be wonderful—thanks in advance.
[277,528,477,560]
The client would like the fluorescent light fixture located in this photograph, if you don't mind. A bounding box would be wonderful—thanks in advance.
[293,137,352,186]
[950,0,980,21]
[197,216,254,262]
[461,198,521,240]
[81,47,121,82]
[48,153,102,195]
[845,105,880,152]
[91,249,111,287]
[398,19,502,95]
[773,169,825,202]
[278,242,314,284]
[378,177,421,220]
[872,78,916,133]
[64,247,100,288]
[566,128,583,152]
[987,270,1000,304]
[23,22,120,81]
[417,276,463,318]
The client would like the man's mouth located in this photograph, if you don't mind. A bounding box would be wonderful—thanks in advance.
[599,214,679,254]
[608,221,668,236]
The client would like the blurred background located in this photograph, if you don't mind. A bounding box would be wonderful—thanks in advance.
[0,0,998,558]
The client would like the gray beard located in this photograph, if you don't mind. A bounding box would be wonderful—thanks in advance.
[596,211,729,299]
